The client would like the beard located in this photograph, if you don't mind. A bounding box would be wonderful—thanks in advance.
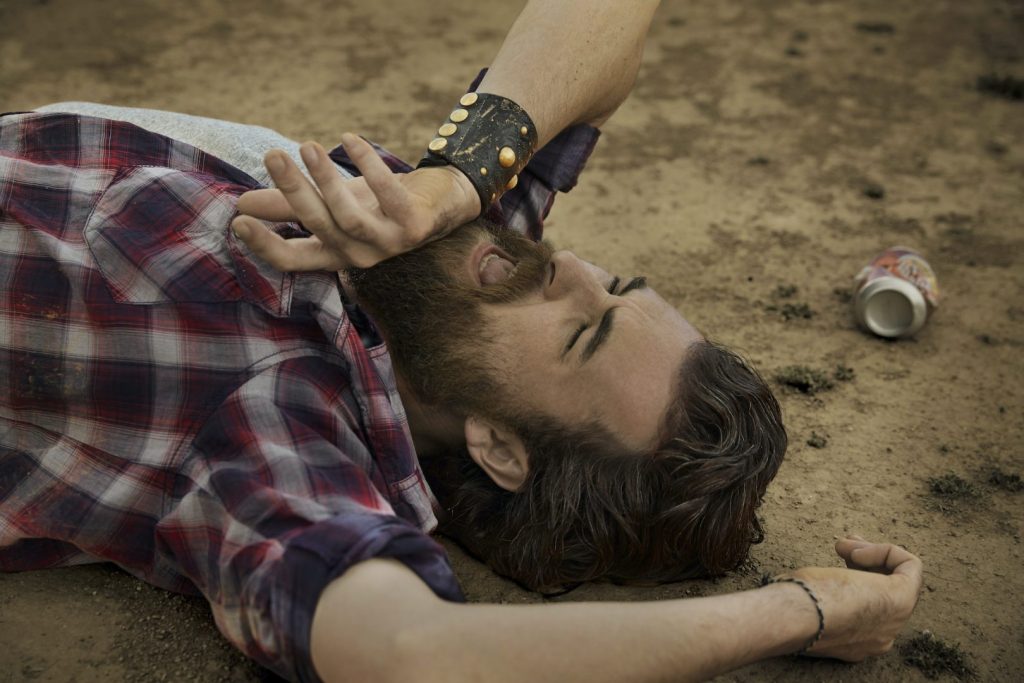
[348,221,553,421]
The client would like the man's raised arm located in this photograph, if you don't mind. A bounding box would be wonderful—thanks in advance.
[231,0,661,271]
[477,0,659,144]
[310,538,923,683]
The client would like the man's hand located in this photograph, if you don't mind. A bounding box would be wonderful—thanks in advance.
[230,134,480,271]
[783,537,924,662]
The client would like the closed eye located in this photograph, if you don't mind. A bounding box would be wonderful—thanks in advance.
[564,324,587,355]
[561,277,619,357]
[618,276,647,295]
[577,276,649,363]
[561,276,646,358]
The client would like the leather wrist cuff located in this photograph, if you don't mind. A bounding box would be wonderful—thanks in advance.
[416,92,538,216]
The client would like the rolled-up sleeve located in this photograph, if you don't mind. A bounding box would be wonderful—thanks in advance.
[155,363,464,682]
[497,123,601,240]
[234,510,463,682]
[463,67,602,240]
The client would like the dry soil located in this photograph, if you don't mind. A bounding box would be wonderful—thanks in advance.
[1,0,1022,681]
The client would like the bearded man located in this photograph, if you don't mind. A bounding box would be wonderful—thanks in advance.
[1,1,922,681]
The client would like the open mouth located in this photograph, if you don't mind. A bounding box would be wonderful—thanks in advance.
[470,241,518,287]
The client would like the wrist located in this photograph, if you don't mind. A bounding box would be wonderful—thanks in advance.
[757,582,824,656]
[417,92,537,216]
[438,164,481,225]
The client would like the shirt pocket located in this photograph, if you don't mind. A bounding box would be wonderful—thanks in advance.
[84,165,289,313]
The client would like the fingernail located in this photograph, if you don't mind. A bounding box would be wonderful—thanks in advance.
[266,152,285,175]
[231,220,247,239]
[300,144,317,169]
[341,132,358,148]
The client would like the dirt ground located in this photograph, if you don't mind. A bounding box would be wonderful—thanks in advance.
[2,0,1022,681]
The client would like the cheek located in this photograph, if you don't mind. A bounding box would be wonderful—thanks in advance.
[483,309,560,381]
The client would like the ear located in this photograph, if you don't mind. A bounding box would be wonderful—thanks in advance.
[463,415,529,492]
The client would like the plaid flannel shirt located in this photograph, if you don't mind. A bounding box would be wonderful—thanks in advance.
[0,110,598,681]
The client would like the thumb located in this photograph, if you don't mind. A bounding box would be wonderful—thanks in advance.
[835,537,873,566]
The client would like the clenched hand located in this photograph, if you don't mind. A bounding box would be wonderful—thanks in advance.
[783,537,924,662]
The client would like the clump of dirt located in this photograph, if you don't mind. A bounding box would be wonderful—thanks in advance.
[928,473,980,499]
[862,181,886,199]
[780,302,815,320]
[832,286,853,304]
[926,473,985,515]
[765,286,815,321]
[987,468,1023,492]
[976,74,1024,101]
[985,139,1009,156]
[833,364,855,381]
[764,285,815,321]
[806,432,828,448]
[775,366,835,394]
[899,631,977,680]
[855,21,896,34]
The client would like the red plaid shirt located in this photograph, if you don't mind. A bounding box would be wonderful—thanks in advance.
[0,111,598,681]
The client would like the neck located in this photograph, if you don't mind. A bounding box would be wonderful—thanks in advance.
[395,372,466,459]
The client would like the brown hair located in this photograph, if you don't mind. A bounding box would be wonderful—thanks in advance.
[423,339,787,592]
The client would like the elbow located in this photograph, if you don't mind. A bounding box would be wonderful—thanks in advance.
[310,559,451,683]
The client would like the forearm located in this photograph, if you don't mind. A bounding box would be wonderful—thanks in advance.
[398,584,814,683]
[311,560,818,683]
[478,0,660,146]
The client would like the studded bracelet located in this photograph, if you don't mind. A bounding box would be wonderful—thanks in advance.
[417,92,538,216]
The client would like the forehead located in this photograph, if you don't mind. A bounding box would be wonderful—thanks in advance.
[491,284,701,451]
[582,306,698,449]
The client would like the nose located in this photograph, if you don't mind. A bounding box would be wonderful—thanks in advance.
[544,250,606,306]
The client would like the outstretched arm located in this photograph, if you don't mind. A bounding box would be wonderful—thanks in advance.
[232,0,661,271]
[311,538,923,683]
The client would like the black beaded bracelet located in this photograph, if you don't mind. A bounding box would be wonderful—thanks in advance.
[761,576,826,655]
[416,92,538,215]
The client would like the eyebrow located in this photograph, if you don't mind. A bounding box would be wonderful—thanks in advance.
[579,277,648,363]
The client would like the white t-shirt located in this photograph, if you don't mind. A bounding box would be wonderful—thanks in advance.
[35,102,348,185]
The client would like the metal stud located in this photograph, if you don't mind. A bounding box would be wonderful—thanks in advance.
[428,137,448,152]
[479,167,488,176]
[438,123,457,136]
[459,92,479,106]
[450,108,469,123]
[520,126,529,136]
[505,174,518,190]
[498,147,516,168]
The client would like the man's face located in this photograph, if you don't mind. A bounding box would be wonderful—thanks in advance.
[350,223,702,451]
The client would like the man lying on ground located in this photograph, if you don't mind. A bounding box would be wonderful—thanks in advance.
[0,0,922,681]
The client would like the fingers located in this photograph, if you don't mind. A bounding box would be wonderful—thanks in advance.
[299,142,379,244]
[263,149,343,240]
[887,547,924,590]
[230,215,339,272]
[340,133,410,222]
[236,188,296,221]
[835,538,923,584]
[835,537,888,570]
[234,141,432,271]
